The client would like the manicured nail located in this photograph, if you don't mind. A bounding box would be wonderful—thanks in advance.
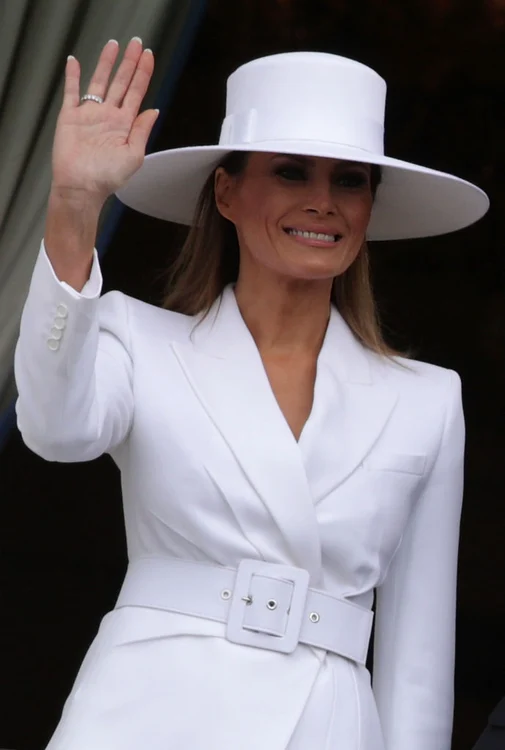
[108,39,119,45]
[67,55,76,61]
[154,109,160,115]
[144,48,153,55]
[131,36,142,44]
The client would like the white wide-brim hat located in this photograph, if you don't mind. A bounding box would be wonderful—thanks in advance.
[117,52,489,241]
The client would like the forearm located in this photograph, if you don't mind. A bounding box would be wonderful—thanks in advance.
[44,187,104,291]
[15,246,133,461]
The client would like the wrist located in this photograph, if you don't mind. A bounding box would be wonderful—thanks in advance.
[44,189,102,284]
[48,185,106,217]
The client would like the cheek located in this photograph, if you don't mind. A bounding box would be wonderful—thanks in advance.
[235,213,277,267]
[235,196,283,247]
[234,190,270,231]
[238,212,271,248]
[338,200,372,268]
[348,198,373,233]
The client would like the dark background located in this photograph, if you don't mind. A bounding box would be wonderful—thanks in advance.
[1,1,504,748]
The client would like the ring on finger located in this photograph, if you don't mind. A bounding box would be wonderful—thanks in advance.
[80,94,104,105]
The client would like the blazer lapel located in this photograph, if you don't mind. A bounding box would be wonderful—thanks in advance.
[312,307,398,496]
[171,287,322,582]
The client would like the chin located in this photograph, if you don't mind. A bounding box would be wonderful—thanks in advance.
[290,258,353,280]
[285,249,358,280]
[281,266,340,283]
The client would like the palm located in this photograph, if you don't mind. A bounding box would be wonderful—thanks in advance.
[54,105,140,195]
[52,39,157,204]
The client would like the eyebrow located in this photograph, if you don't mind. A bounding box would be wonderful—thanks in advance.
[272,154,370,170]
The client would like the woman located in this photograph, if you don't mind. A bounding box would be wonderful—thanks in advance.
[15,38,489,750]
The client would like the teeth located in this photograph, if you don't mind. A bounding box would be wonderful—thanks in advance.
[288,229,337,242]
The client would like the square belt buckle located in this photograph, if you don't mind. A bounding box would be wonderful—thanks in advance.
[226,559,310,654]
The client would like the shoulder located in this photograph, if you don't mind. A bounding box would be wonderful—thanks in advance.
[368,351,464,455]
[368,350,461,405]
[98,290,195,344]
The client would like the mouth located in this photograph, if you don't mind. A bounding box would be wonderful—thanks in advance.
[284,228,343,244]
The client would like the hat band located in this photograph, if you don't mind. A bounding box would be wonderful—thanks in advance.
[219,107,385,154]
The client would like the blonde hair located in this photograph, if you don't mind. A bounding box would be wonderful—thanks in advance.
[163,152,400,357]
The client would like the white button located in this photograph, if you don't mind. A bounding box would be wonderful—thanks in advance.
[56,304,68,318]
[53,318,66,331]
[47,338,60,351]
[50,327,63,340]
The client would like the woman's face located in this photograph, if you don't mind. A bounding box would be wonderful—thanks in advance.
[215,152,374,283]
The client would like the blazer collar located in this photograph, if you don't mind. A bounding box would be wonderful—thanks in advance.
[191,284,373,385]
[175,286,322,580]
[174,286,396,579]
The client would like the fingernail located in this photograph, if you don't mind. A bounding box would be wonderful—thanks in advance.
[154,109,160,115]
[67,55,76,61]
[144,48,153,55]
[108,39,119,45]
[131,36,142,44]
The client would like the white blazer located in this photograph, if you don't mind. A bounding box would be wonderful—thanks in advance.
[14,244,465,750]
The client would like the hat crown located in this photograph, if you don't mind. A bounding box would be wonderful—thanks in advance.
[219,52,387,155]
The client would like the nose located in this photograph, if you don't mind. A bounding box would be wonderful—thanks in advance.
[303,180,338,216]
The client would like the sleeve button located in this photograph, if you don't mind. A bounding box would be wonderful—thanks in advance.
[47,339,60,351]
[56,304,68,318]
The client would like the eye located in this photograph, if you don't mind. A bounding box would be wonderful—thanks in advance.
[274,164,308,181]
[335,170,370,189]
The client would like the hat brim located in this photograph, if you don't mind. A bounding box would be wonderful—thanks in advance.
[116,142,489,241]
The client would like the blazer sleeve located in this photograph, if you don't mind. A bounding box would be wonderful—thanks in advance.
[372,370,465,750]
[14,242,134,462]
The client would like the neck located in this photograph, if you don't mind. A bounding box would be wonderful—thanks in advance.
[234,268,333,356]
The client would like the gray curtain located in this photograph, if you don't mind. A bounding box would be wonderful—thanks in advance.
[0,0,199,413]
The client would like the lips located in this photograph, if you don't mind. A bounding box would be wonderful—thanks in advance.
[284,228,343,243]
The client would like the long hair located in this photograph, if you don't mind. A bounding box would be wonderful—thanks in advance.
[163,152,400,357]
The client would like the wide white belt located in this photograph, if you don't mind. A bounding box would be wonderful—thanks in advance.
[115,557,373,665]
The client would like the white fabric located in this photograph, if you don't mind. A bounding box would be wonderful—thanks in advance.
[219,53,386,150]
[14,243,465,750]
[116,51,489,239]
[115,557,374,662]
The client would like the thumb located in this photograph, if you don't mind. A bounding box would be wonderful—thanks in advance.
[129,109,160,154]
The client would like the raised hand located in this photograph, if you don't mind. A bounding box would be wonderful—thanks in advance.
[51,38,158,208]
[45,38,158,290]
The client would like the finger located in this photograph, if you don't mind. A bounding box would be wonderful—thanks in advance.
[62,56,81,108]
[128,109,159,154]
[85,39,120,100]
[106,37,145,106]
[121,49,155,118]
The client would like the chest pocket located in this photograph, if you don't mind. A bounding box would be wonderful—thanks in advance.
[364,452,427,476]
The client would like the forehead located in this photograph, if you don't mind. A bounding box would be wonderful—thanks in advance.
[249,151,371,170]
